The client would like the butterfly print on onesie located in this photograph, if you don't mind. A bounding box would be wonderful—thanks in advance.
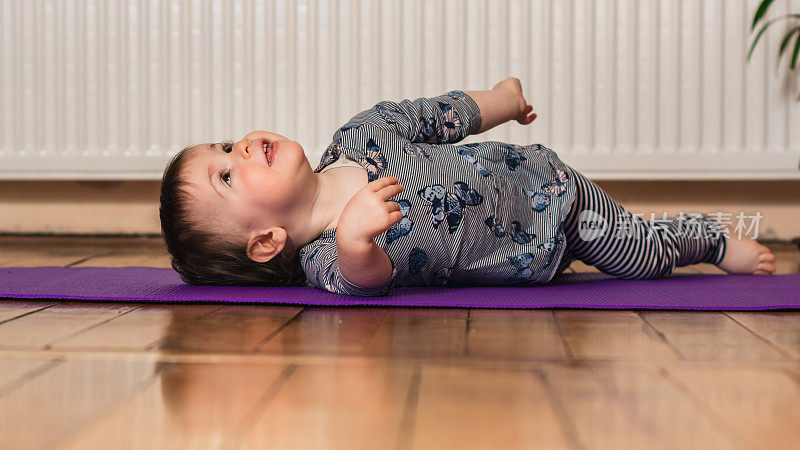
[418,116,438,142]
[360,138,388,182]
[417,181,483,234]
[457,146,492,178]
[374,103,404,124]
[541,162,569,197]
[523,187,552,212]
[505,253,536,283]
[501,143,528,172]
[437,102,462,141]
[408,248,428,275]
[403,142,432,159]
[484,214,507,238]
[386,200,414,245]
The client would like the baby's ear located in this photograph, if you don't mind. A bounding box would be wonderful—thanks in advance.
[246,228,286,263]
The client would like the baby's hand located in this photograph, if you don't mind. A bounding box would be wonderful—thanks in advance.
[492,77,537,125]
[337,177,404,245]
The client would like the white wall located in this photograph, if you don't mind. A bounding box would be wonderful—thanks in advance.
[1,0,799,180]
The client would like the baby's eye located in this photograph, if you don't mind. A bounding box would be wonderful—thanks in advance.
[221,170,231,186]
[222,143,233,153]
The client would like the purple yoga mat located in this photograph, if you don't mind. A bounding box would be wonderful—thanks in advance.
[0,266,798,310]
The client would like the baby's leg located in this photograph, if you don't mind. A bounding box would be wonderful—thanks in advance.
[558,166,775,279]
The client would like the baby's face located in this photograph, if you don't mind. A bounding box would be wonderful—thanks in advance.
[181,130,315,240]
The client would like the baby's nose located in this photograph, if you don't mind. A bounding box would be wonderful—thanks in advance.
[237,141,252,159]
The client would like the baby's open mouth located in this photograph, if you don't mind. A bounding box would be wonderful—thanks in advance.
[263,142,274,166]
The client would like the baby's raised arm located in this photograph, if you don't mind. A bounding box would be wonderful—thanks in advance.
[466,77,537,134]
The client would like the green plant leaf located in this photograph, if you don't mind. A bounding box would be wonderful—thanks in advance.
[776,26,800,73]
[752,0,776,31]
[792,27,800,69]
[748,14,800,63]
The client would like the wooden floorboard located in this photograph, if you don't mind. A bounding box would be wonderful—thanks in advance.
[0,236,797,449]
[639,311,792,361]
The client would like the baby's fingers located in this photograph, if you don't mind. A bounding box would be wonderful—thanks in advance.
[518,111,537,125]
[368,176,400,192]
[374,209,403,235]
[385,199,401,214]
[389,210,404,223]
[377,182,404,200]
[384,210,404,228]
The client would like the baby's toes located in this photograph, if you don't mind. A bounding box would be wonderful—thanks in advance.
[755,262,775,275]
[758,251,776,263]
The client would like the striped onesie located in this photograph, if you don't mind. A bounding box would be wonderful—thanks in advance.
[298,90,727,296]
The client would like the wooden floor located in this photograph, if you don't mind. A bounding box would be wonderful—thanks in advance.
[0,236,798,450]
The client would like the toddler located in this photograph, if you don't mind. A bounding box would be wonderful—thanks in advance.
[159,77,776,296]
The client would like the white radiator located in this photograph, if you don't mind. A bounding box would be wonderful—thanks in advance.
[1,0,798,180]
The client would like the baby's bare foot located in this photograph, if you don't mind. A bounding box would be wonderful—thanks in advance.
[717,233,776,275]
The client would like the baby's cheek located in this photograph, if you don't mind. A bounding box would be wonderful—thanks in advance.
[252,175,295,209]
[239,167,271,190]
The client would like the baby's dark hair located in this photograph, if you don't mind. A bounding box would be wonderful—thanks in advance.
[159,144,308,286]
